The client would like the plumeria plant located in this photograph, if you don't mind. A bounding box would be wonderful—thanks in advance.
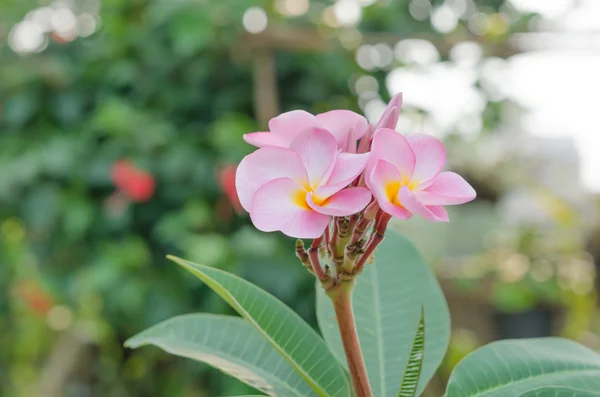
[126,95,600,397]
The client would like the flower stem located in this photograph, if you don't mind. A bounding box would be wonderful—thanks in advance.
[328,282,373,397]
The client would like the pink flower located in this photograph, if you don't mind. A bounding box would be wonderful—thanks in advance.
[243,109,368,153]
[236,128,372,238]
[366,128,476,222]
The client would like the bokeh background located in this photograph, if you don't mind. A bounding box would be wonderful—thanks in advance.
[1,0,599,396]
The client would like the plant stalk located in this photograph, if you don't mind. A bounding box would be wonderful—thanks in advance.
[328,283,373,397]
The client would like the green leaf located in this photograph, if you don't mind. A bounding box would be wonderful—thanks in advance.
[125,314,317,397]
[519,387,600,397]
[445,338,600,397]
[316,231,450,397]
[398,308,425,397]
[168,256,350,397]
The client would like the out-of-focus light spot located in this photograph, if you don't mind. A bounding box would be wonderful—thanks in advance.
[339,29,362,49]
[487,13,509,36]
[509,0,573,18]
[456,114,482,137]
[557,1,600,32]
[77,12,97,37]
[334,0,362,26]
[446,0,468,19]
[355,44,378,71]
[431,5,458,33]
[359,0,376,5]
[468,12,491,36]
[373,43,393,68]
[394,39,440,66]
[409,0,431,21]
[355,75,379,96]
[509,51,600,192]
[363,98,387,124]
[322,6,339,27]
[386,63,485,135]
[531,260,554,282]
[450,41,482,65]
[499,253,530,283]
[8,21,47,54]
[275,0,309,17]
[1,218,25,243]
[243,7,268,34]
[480,57,508,101]
[47,305,73,331]
[50,6,77,35]
[26,7,52,32]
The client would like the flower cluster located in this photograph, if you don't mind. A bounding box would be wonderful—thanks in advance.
[236,94,475,281]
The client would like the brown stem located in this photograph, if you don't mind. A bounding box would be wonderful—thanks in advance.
[354,212,391,273]
[328,283,373,397]
[308,237,328,281]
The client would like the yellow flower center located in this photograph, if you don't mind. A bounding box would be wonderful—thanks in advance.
[385,177,418,206]
[292,186,327,209]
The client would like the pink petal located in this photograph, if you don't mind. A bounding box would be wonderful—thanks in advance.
[316,110,369,149]
[426,205,449,222]
[369,128,415,181]
[250,178,330,238]
[307,187,372,217]
[235,147,308,212]
[315,152,369,199]
[375,93,403,130]
[398,186,448,222]
[367,160,412,220]
[416,172,476,205]
[289,127,337,189]
[268,110,318,146]
[407,134,446,183]
[243,132,285,148]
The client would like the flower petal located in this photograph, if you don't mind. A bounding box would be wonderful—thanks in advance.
[315,152,369,199]
[368,160,412,220]
[398,186,448,222]
[307,187,372,217]
[268,110,318,146]
[426,205,449,222]
[369,128,415,181]
[243,132,285,148]
[407,134,446,183]
[235,147,308,212]
[289,127,337,189]
[375,93,403,130]
[316,110,369,149]
[415,172,476,205]
[250,178,330,238]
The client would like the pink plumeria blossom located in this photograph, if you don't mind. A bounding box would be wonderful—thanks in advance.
[366,128,476,222]
[236,128,371,238]
[243,109,368,153]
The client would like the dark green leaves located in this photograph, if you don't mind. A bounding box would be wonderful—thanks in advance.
[125,314,317,397]
[167,256,350,397]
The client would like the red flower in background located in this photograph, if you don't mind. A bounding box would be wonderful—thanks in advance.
[218,164,244,214]
[111,160,156,202]
[14,280,55,317]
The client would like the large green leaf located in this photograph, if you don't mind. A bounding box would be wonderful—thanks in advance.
[125,314,317,397]
[519,387,600,397]
[398,308,425,397]
[168,256,350,397]
[316,231,450,397]
[445,338,600,397]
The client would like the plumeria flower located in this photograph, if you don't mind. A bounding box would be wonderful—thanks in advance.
[236,128,371,238]
[366,128,476,222]
[243,109,368,153]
